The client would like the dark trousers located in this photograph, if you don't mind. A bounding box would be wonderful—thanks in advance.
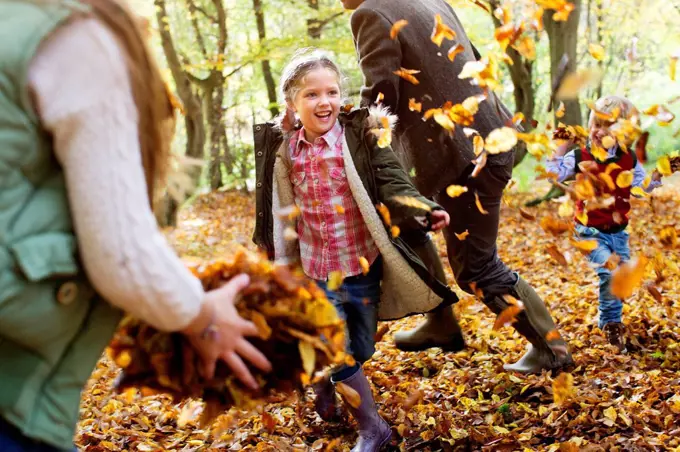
[435,160,517,299]
[0,417,72,452]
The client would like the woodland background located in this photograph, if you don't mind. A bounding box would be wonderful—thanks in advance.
[75,1,680,450]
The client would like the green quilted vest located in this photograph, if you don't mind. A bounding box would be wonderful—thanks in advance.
[0,1,122,449]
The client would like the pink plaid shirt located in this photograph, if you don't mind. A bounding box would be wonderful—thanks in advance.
[289,120,380,280]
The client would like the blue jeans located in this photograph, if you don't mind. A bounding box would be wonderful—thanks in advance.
[0,417,72,452]
[316,257,382,373]
[575,224,631,328]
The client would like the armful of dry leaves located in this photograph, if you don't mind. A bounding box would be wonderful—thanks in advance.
[107,249,346,423]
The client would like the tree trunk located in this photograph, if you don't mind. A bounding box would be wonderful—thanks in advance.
[544,0,583,126]
[307,0,321,39]
[253,0,279,118]
[154,0,206,226]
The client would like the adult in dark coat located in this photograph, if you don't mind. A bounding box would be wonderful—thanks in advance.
[341,0,573,373]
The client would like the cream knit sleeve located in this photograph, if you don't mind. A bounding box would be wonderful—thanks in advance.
[28,17,203,332]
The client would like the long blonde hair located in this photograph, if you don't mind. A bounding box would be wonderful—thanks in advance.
[74,0,175,206]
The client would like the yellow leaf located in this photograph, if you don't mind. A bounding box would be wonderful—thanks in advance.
[552,372,574,405]
[591,144,609,162]
[298,340,316,376]
[278,204,301,221]
[657,155,672,176]
[616,170,634,188]
[643,175,651,189]
[433,110,455,131]
[390,19,408,39]
[114,350,131,368]
[555,101,565,118]
[446,184,469,198]
[359,257,370,275]
[336,382,361,409]
[603,406,618,422]
[671,55,678,81]
[556,68,603,100]
[393,68,420,85]
[473,135,485,155]
[558,200,574,218]
[493,297,524,330]
[447,43,465,61]
[431,14,456,47]
[327,270,344,292]
[575,210,588,225]
[644,104,675,125]
[485,127,517,154]
[391,195,432,212]
[601,135,616,149]
[571,239,598,252]
[376,203,391,226]
[545,330,562,341]
[474,192,488,215]
[391,225,400,238]
[611,256,648,298]
[283,227,299,241]
[631,186,649,197]
[605,162,621,174]
[598,172,615,191]
[588,43,606,61]
[408,98,422,112]
[455,230,470,240]
[250,311,272,340]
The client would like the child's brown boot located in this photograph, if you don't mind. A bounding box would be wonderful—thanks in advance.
[603,322,627,353]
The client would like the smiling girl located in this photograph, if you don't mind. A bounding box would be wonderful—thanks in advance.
[252,49,456,452]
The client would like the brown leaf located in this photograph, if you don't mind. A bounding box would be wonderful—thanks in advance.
[552,372,574,405]
[336,382,362,409]
[493,300,524,330]
[610,256,648,299]
[390,19,408,39]
[545,244,569,267]
[374,324,390,342]
[519,208,537,221]
[474,192,489,215]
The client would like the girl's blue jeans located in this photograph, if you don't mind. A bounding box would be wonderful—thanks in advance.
[575,224,631,328]
[316,257,382,379]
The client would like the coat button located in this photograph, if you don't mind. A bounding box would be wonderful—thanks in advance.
[258,212,263,217]
[57,282,78,305]
[255,125,262,131]
[257,182,262,188]
[257,151,263,157]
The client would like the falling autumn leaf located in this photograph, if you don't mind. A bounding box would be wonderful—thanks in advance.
[431,14,456,46]
[447,43,465,61]
[390,19,408,39]
[484,127,518,154]
[493,300,525,330]
[278,205,301,221]
[556,68,603,100]
[601,135,616,149]
[391,225,400,238]
[394,68,420,85]
[336,382,361,409]
[571,239,598,253]
[298,341,316,376]
[588,43,606,61]
[326,270,344,292]
[376,203,391,226]
[545,330,562,341]
[474,192,488,214]
[555,101,566,118]
[455,230,470,240]
[359,256,370,275]
[545,244,569,267]
[446,184,469,198]
[391,196,432,212]
[616,170,634,188]
[671,53,678,81]
[334,204,345,214]
[408,98,422,112]
[611,256,648,299]
[657,155,672,177]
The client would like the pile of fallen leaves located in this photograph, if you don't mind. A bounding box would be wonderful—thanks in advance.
[76,183,680,451]
[106,249,346,426]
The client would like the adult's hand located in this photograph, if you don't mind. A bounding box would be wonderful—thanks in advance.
[429,209,450,231]
[183,274,272,389]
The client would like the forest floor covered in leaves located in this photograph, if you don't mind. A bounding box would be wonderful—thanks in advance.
[76,180,680,451]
